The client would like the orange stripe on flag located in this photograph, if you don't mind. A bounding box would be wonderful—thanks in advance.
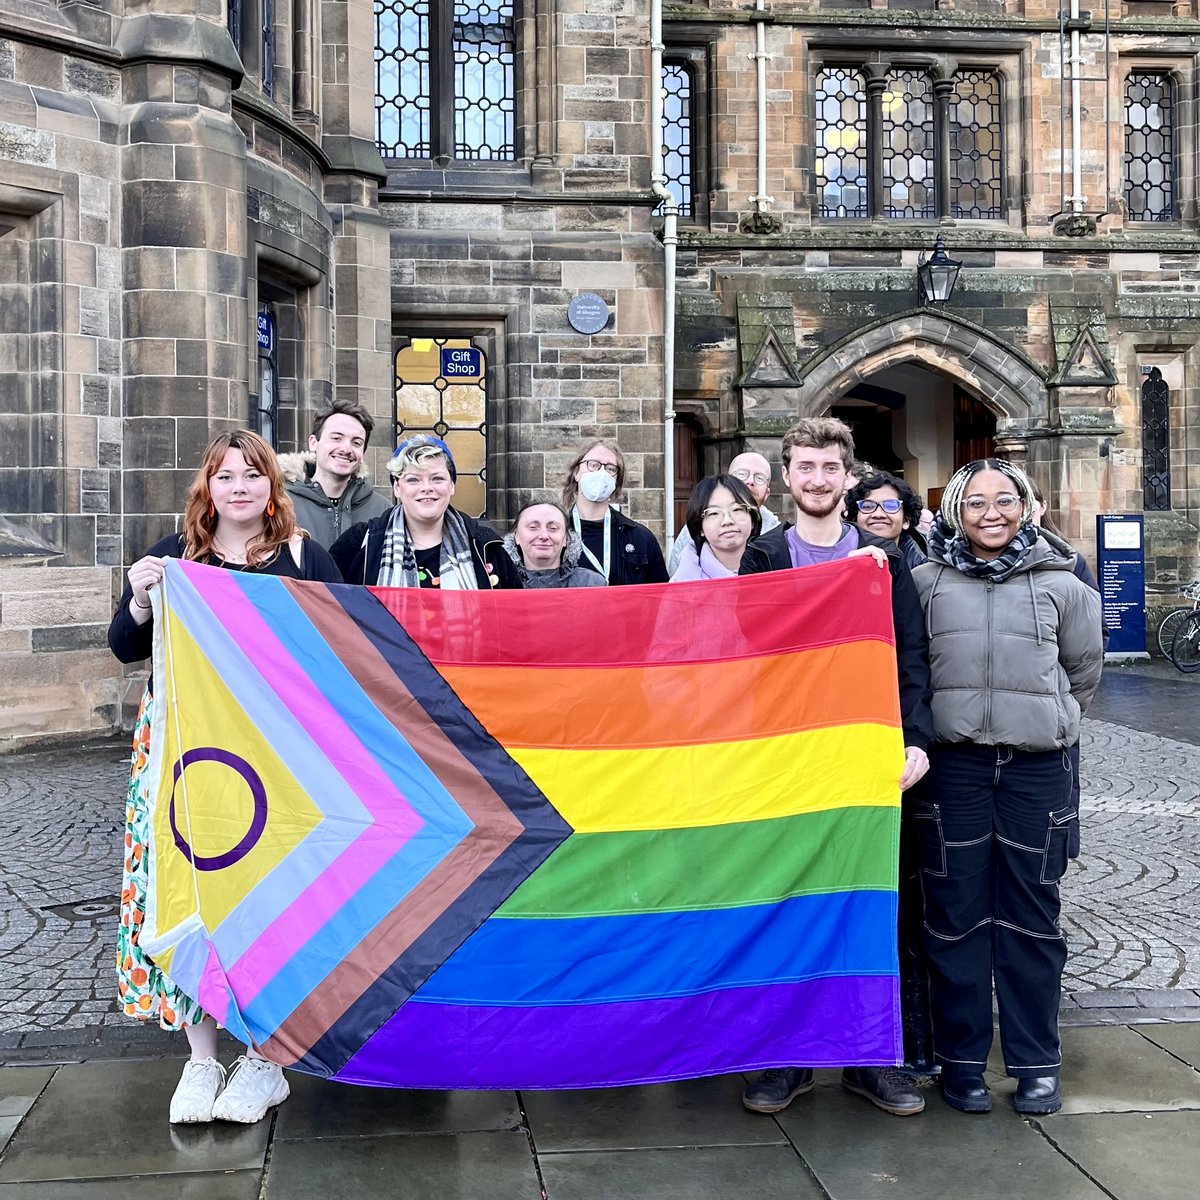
[437,639,900,750]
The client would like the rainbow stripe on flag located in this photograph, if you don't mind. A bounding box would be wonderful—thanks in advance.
[142,556,903,1088]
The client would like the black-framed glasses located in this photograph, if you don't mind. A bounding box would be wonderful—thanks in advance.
[857,498,903,514]
[582,459,619,477]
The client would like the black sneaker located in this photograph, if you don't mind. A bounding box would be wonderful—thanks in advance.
[841,1067,925,1116]
[742,1068,816,1113]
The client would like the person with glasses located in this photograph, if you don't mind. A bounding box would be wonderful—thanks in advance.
[911,459,1102,1117]
[738,417,934,1121]
[666,451,779,575]
[670,475,762,581]
[845,470,927,570]
[561,439,668,586]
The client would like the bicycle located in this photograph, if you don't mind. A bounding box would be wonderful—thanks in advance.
[1171,609,1200,673]
[1157,580,1200,658]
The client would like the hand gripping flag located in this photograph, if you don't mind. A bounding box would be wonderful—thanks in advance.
[139,555,905,1088]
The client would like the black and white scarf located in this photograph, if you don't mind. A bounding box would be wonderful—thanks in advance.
[377,505,480,590]
[928,516,1039,584]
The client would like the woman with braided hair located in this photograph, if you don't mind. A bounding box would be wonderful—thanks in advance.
[911,458,1103,1117]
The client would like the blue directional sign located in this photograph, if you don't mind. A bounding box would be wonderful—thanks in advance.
[1096,514,1148,658]
[441,346,482,378]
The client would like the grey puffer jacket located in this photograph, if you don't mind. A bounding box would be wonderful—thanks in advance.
[501,530,607,589]
[279,452,392,548]
[912,535,1103,751]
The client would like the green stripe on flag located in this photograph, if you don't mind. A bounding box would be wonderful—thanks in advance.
[496,805,898,919]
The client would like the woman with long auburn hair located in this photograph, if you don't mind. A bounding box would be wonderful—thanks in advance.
[106,429,340,1127]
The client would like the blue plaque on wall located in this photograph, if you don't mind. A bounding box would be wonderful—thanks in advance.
[1096,514,1149,658]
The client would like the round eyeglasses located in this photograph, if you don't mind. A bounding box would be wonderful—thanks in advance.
[581,459,619,477]
[731,468,770,487]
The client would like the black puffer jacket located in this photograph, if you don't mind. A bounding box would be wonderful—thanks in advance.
[329,508,523,589]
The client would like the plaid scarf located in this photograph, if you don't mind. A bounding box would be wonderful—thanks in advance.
[377,505,480,590]
[928,515,1039,583]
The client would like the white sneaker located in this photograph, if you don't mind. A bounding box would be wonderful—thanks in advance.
[211,1055,290,1123]
[169,1057,226,1124]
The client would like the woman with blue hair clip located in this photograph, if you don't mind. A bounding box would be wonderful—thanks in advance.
[330,433,521,589]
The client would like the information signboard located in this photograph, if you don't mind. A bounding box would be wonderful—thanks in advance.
[1096,514,1148,658]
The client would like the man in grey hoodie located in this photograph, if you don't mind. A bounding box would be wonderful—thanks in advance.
[280,400,392,547]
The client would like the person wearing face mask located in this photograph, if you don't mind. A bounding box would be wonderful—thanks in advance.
[845,470,927,571]
[330,434,521,589]
[502,498,608,588]
[666,451,779,575]
[562,439,668,586]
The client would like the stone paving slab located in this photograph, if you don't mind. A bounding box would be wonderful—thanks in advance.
[985,1025,1200,1115]
[0,1059,270,1183]
[1040,1112,1200,1200]
[263,1129,541,1200]
[773,1074,1109,1200]
[539,1145,824,1200]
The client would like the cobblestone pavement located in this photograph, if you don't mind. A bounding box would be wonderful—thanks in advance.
[1,685,1198,1051]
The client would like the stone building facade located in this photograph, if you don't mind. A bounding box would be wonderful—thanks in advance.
[0,0,664,747]
[664,0,1200,640]
[2,0,1199,748]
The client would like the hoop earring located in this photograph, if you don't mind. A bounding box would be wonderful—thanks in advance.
[207,501,215,519]
[266,499,276,518]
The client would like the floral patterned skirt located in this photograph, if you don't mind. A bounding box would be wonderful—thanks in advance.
[115,688,207,1030]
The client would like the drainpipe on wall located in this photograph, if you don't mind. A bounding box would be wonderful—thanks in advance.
[1067,0,1085,214]
[749,0,775,223]
[651,0,678,545]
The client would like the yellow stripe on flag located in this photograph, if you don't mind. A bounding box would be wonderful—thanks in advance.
[510,722,904,834]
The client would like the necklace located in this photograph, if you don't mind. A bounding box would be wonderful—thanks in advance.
[213,538,249,564]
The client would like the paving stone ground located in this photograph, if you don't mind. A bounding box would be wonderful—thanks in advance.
[0,665,1198,1053]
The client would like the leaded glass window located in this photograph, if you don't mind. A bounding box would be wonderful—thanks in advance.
[658,61,693,217]
[882,70,935,219]
[1124,72,1175,223]
[228,0,242,54]
[950,70,1003,219]
[816,68,868,219]
[1141,367,1171,511]
[261,0,274,99]
[375,0,514,161]
[816,64,1003,221]
[394,335,488,517]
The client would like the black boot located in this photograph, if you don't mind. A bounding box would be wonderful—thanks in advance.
[941,1074,992,1113]
[1013,1075,1062,1115]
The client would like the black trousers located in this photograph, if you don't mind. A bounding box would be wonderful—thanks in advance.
[913,743,1074,1080]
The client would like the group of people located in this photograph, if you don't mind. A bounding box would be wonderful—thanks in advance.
[107,401,1103,1126]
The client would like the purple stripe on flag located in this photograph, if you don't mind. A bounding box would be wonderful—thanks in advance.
[331,976,902,1090]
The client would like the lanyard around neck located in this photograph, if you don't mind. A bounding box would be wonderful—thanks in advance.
[572,506,612,580]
